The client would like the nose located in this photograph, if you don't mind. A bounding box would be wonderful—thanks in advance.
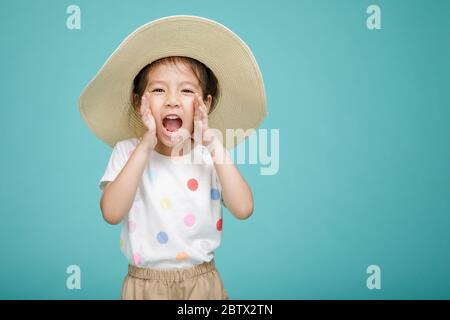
[165,91,180,108]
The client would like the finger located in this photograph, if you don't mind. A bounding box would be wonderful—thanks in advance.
[193,93,201,122]
[196,92,207,109]
[193,114,203,140]
[144,108,156,132]
[200,104,207,117]
[196,93,209,127]
[199,105,208,127]
[140,92,150,116]
[194,116,203,133]
[142,111,151,129]
[195,94,207,116]
[147,110,156,132]
[140,95,146,115]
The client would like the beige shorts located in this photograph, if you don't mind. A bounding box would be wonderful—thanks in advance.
[121,259,229,300]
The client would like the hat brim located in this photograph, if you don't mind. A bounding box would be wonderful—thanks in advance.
[79,15,267,149]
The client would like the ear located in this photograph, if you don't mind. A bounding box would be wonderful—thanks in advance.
[204,94,213,114]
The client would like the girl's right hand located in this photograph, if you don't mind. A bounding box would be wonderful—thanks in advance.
[140,91,157,150]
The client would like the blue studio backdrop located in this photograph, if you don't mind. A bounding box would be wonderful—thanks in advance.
[0,0,449,299]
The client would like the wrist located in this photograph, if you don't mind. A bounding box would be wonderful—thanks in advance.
[208,138,229,164]
[138,137,155,153]
[201,128,221,146]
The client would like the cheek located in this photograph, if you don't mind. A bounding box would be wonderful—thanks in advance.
[181,97,195,124]
[181,96,195,109]
[148,100,161,118]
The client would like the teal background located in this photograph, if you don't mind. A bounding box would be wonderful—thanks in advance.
[0,0,449,299]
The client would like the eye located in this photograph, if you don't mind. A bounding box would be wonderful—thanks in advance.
[152,88,164,93]
[182,89,194,94]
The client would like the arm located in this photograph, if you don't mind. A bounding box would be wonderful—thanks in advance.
[210,138,254,220]
[100,141,153,224]
[192,92,254,220]
[100,91,157,225]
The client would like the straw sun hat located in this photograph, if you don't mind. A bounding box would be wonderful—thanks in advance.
[78,15,267,149]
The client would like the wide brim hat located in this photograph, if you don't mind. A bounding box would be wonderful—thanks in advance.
[78,15,267,149]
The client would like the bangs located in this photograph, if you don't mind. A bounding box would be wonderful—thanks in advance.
[148,56,205,88]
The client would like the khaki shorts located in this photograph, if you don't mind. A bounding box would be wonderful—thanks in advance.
[121,259,229,300]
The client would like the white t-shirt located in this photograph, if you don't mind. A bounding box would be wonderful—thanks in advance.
[98,138,224,269]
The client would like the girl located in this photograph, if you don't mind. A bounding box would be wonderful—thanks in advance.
[79,16,267,300]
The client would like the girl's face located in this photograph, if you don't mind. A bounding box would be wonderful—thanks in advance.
[141,62,212,152]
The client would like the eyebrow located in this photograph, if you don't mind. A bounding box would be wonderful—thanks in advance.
[148,80,199,87]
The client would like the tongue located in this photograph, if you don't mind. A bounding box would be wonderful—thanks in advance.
[164,119,182,132]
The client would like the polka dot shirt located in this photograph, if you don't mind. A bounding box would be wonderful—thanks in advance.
[99,138,223,269]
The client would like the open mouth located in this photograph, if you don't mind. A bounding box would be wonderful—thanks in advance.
[162,114,183,132]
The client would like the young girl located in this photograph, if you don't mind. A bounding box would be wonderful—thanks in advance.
[79,16,266,300]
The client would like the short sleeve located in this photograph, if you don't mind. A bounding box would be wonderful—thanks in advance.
[98,142,128,191]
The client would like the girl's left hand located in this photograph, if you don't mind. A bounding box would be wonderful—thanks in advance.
[193,92,217,146]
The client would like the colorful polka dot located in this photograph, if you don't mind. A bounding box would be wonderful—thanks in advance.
[176,252,188,261]
[133,252,141,265]
[157,231,169,244]
[184,213,196,227]
[148,169,156,182]
[128,220,136,233]
[160,197,171,209]
[187,178,199,191]
[216,218,223,231]
[211,188,220,200]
